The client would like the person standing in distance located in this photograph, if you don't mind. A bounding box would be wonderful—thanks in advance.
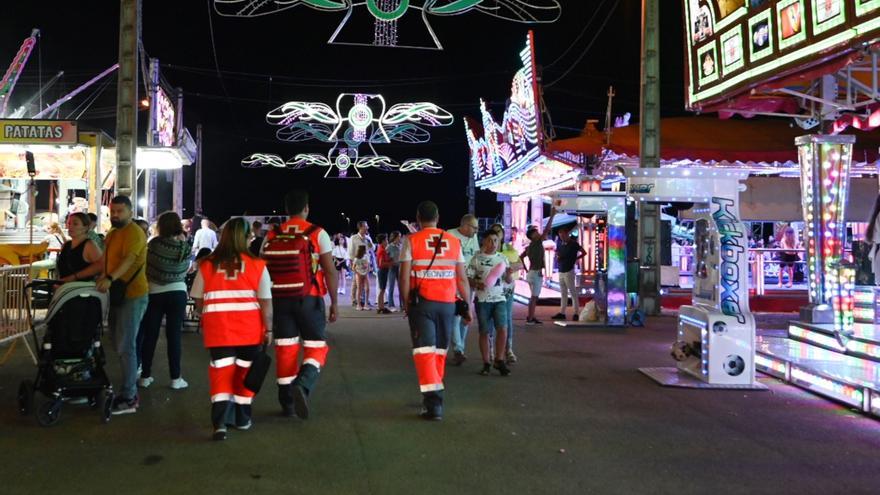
[399,201,472,421]
[95,196,148,415]
[552,225,586,322]
[262,189,338,419]
[447,214,479,365]
[520,207,556,325]
[348,221,374,307]
[192,218,219,255]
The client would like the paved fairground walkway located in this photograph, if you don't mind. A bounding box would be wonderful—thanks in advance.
[3,303,880,495]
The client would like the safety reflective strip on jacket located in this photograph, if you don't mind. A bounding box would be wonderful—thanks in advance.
[199,256,266,347]
[407,228,462,303]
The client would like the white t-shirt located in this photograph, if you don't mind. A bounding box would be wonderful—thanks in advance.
[190,264,272,299]
[468,252,508,303]
[348,233,374,261]
[448,228,479,264]
[332,245,348,260]
[192,227,218,253]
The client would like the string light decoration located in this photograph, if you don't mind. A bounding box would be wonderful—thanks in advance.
[795,134,855,339]
[243,93,452,178]
[214,0,561,49]
[466,31,542,184]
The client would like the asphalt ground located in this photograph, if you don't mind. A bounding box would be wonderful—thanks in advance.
[2,299,880,495]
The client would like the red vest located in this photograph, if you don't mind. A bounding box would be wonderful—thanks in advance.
[408,228,462,303]
[199,255,266,348]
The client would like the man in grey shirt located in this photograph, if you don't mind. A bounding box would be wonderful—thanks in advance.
[447,214,480,364]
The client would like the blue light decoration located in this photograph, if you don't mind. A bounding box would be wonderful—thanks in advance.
[242,93,453,179]
[214,0,561,49]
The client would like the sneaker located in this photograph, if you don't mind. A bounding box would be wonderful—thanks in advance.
[281,403,296,417]
[357,305,365,311]
[292,385,310,420]
[453,351,467,366]
[212,428,227,441]
[506,350,518,364]
[479,363,491,376]
[526,318,542,325]
[170,377,189,390]
[378,308,392,315]
[494,360,511,376]
[138,376,154,388]
[419,406,443,421]
[551,313,566,320]
[111,395,139,415]
[572,314,579,322]
[234,419,253,431]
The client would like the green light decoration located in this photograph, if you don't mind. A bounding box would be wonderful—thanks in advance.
[243,93,453,179]
[214,0,561,49]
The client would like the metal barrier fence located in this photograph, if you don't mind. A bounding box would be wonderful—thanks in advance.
[0,264,35,363]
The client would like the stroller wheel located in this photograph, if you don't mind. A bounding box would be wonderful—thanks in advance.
[17,380,34,415]
[37,399,62,427]
[99,390,114,424]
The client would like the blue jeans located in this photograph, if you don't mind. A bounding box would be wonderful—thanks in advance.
[505,291,515,352]
[387,265,400,307]
[451,315,469,354]
[109,295,148,400]
[140,290,187,380]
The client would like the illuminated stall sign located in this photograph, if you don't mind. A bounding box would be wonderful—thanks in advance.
[0,147,87,179]
[683,1,880,110]
[155,88,176,147]
[0,119,77,145]
[466,31,580,196]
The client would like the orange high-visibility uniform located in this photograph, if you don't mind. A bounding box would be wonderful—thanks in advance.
[405,228,463,395]
[199,256,267,407]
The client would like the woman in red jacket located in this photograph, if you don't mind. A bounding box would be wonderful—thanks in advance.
[191,218,273,441]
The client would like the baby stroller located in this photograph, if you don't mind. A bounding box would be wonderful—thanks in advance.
[17,280,113,426]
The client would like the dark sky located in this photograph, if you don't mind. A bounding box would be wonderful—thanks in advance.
[2,0,686,234]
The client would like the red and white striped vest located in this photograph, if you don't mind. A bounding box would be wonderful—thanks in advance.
[199,255,266,348]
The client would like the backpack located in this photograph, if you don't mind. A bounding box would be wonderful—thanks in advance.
[262,224,319,298]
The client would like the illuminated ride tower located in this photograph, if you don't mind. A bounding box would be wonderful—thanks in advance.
[631,168,763,389]
[793,135,856,342]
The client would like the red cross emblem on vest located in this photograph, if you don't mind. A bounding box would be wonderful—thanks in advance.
[426,234,449,256]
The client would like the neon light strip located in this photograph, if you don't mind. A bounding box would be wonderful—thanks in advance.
[790,366,864,406]
[788,324,846,352]
[680,314,709,331]
[755,353,787,377]
[688,17,880,106]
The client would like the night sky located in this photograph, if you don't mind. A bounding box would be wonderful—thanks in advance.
[2,1,686,234]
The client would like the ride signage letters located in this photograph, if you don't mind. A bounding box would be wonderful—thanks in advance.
[0,120,78,145]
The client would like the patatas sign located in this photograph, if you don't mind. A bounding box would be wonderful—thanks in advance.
[0,120,78,145]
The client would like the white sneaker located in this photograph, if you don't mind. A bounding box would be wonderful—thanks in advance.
[138,376,154,388]
[170,377,189,390]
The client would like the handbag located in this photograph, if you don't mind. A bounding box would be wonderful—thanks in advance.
[244,346,272,394]
[409,232,444,307]
[109,263,144,307]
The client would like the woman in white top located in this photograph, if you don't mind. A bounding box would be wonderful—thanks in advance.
[868,196,880,285]
[331,234,349,294]
[42,222,67,260]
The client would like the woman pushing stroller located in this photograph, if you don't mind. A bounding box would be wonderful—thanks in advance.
[190,218,273,441]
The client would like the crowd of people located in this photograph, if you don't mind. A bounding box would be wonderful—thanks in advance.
[41,189,575,439]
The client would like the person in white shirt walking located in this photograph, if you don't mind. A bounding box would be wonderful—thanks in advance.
[349,221,375,307]
[468,230,513,376]
[192,218,218,255]
[448,214,480,365]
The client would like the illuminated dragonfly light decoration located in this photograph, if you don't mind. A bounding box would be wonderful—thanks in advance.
[213,0,561,49]
[243,93,454,178]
